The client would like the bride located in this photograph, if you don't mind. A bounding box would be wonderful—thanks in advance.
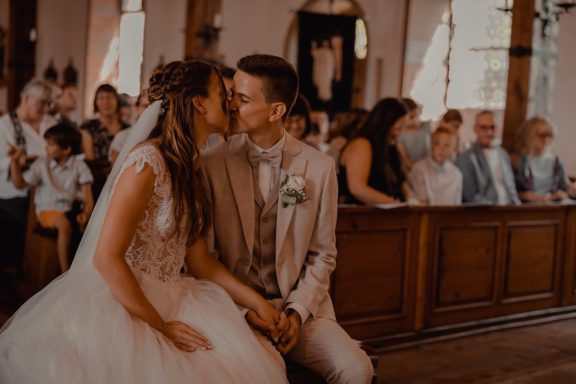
[0,60,288,383]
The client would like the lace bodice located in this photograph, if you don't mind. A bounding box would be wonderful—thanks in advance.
[113,145,187,282]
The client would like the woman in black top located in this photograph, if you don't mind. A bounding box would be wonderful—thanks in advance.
[80,84,129,162]
[338,97,417,205]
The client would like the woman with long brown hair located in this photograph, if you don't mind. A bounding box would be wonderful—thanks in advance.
[0,60,288,383]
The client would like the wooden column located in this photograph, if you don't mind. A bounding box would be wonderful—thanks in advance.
[502,0,536,152]
[184,0,222,61]
[7,0,37,110]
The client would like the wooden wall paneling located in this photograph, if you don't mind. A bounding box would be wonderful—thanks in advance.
[562,206,576,305]
[502,221,560,303]
[434,225,500,308]
[414,212,429,331]
[334,209,420,340]
[425,218,501,328]
[334,206,575,343]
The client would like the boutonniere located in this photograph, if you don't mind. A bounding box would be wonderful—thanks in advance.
[280,175,308,207]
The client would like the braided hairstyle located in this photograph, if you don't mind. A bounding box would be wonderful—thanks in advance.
[147,60,222,245]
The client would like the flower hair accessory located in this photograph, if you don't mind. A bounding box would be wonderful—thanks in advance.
[280,175,308,207]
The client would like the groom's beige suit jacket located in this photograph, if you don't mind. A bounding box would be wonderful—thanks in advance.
[202,133,337,321]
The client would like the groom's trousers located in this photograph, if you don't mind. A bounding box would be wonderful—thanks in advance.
[254,316,374,384]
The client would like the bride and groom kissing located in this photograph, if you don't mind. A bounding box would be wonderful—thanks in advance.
[0,54,373,383]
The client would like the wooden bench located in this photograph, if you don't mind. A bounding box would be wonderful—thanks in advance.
[22,191,60,296]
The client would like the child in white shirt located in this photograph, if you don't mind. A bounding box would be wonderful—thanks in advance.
[9,123,94,272]
[409,126,463,205]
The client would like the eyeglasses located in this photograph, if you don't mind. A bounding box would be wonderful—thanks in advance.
[537,132,554,140]
[476,124,496,131]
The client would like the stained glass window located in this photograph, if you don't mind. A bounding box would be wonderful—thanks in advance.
[409,0,512,119]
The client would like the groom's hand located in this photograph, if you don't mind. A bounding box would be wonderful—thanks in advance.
[245,309,281,342]
[277,310,301,355]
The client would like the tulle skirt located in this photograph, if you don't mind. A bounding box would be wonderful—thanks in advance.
[0,267,287,383]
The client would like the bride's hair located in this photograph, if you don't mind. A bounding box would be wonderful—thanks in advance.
[147,60,219,244]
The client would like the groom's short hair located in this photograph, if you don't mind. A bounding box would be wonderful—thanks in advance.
[237,54,299,119]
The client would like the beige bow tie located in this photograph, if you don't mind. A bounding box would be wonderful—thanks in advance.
[247,148,282,168]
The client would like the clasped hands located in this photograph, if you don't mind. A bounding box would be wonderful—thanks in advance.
[158,303,301,354]
[246,303,302,355]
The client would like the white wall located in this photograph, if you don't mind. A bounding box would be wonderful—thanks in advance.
[552,15,576,177]
[219,0,408,109]
[142,0,187,86]
[36,0,89,123]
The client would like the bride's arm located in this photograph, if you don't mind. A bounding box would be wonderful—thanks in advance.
[93,164,163,329]
[185,239,282,328]
[93,163,210,352]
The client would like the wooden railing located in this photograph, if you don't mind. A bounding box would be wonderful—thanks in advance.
[333,204,576,346]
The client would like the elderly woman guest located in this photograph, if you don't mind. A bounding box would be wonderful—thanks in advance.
[339,97,418,205]
[511,116,575,202]
[80,84,130,162]
[284,93,313,143]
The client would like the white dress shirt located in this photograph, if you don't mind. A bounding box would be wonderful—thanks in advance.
[0,113,57,199]
[483,147,509,205]
[246,133,286,201]
[24,156,93,214]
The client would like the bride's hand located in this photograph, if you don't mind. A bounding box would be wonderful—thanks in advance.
[252,301,288,342]
[160,321,212,352]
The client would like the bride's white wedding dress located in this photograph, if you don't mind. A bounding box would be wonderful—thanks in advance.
[0,145,287,383]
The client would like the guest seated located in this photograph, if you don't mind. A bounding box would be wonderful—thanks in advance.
[327,108,368,165]
[0,79,56,272]
[80,84,130,162]
[133,89,149,122]
[441,108,469,153]
[54,83,79,127]
[285,93,313,144]
[308,110,330,152]
[9,123,94,272]
[398,97,432,171]
[339,97,418,205]
[408,126,462,205]
[511,116,575,202]
[118,93,133,125]
[456,110,520,205]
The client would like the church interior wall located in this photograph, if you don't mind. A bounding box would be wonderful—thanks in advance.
[0,0,573,167]
[552,15,576,176]
[35,0,89,123]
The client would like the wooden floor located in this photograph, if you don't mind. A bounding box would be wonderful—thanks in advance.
[2,281,576,384]
[377,319,576,383]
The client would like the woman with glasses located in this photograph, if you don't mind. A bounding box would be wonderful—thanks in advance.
[511,116,575,202]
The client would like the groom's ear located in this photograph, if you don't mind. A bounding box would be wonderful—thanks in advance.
[268,102,286,123]
[192,95,207,114]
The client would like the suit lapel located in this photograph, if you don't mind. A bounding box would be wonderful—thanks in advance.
[225,138,255,257]
[471,143,492,191]
[276,135,307,258]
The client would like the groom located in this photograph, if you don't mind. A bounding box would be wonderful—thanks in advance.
[202,54,373,383]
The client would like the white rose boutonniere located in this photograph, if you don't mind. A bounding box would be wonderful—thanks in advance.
[280,175,308,207]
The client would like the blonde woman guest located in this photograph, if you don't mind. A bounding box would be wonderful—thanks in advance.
[511,116,575,202]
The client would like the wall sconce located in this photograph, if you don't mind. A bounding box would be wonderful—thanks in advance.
[196,13,222,46]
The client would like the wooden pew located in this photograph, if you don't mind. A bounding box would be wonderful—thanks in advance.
[334,204,576,347]
[21,190,60,296]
